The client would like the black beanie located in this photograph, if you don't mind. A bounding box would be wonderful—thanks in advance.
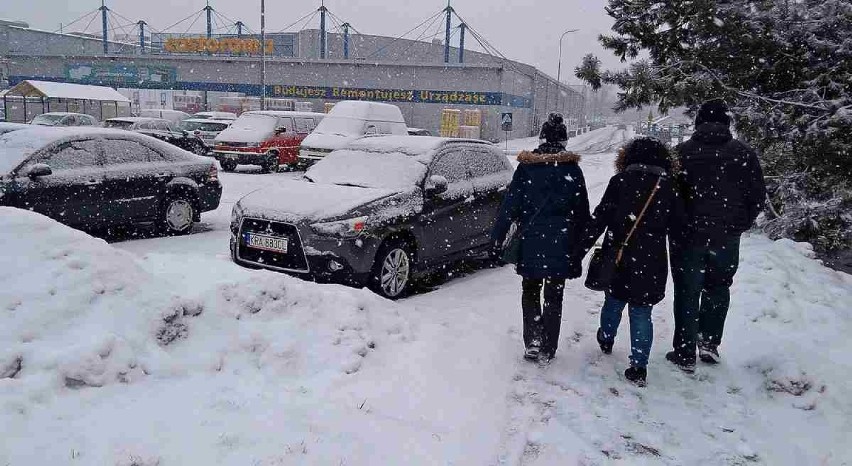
[695,99,731,126]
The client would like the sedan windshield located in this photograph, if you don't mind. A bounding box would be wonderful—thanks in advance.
[181,121,229,132]
[30,114,66,126]
[305,149,426,190]
[103,120,135,129]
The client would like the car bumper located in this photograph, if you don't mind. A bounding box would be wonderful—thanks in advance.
[198,182,222,212]
[298,149,333,162]
[230,218,381,286]
[214,150,268,165]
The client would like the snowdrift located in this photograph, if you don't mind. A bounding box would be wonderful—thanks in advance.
[0,207,411,464]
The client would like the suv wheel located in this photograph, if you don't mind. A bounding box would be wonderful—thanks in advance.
[220,160,237,172]
[262,152,280,173]
[370,239,414,300]
[159,193,195,236]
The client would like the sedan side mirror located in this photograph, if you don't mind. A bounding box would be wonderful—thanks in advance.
[274,127,287,134]
[27,163,52,179]
[424,175,449,197]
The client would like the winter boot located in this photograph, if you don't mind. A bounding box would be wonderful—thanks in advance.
[698,345,721,365]
[596,328,613,355]
[524,341,541,361]
[665,351,696,374]
[537,351,555,367]
[624,366,647,387]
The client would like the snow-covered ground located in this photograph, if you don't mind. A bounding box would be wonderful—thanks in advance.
[1,127,850,465]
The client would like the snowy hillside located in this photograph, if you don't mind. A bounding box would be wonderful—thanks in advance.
[1,127,849,465]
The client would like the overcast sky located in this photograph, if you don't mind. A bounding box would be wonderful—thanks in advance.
[4,0,625,82]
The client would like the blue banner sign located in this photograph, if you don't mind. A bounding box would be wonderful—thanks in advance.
[65,64,177,87]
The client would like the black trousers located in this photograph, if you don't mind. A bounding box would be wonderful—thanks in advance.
[521,277,566,357]
[671,235,741,360]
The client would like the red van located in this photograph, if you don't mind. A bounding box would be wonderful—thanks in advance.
[212,111,325,173]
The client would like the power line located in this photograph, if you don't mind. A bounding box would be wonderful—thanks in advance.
[53,9,99,33]
[364,8,445,60]
[274,9,319,34]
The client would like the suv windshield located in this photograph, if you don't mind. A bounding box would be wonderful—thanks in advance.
[312,117,365,137]
[103,120,135,129]
[230,114,277,133]
[305,149,427,190]
[30,114,66,126]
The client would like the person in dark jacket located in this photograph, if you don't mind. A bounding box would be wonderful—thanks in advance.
[666,99,766,373]
[491,123,590,364]
[539,113,569,153]
[575,137,684,386]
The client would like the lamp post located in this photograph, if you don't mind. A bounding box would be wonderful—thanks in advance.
[555,28,579,114]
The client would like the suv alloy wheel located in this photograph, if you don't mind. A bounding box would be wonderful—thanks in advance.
[370,239,414,299]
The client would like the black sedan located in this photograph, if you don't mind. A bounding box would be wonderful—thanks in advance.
[104,117,208,156]
[230,135,513,298]
[0,127,222,235]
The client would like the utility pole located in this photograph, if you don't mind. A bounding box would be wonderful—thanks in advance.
[319,3,328,59]
[444,1,452,64]
[138,20,146,54]
[458,23,466,64]
[100,0,109,55]
[260,0,266,110]
[205,1,213,38]
[342,23,351,59]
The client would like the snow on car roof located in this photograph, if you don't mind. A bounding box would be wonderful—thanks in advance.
[105,117,167,123]
[183,118,233,124]
[34,112,91,117]
[346,135,491,158]
[328,101,405,123]
[243,110,326,118]
[0,126,200,174]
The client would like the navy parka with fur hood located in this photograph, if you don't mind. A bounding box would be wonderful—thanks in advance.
[492,151,590,279]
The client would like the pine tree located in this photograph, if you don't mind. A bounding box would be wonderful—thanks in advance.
[578,0,852,251]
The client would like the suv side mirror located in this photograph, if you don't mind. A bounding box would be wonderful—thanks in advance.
[425,175,449,197]
[27,163,52,179]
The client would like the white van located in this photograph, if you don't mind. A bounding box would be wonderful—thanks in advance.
[138,109,192,125]
[299,101,407,163]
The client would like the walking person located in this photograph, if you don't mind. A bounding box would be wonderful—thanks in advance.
[666,99,766,372]
[575,138,684,386]
[491,119,590,364]
[539,113,569,152]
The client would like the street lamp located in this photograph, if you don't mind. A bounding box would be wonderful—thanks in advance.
[556,29,579,127]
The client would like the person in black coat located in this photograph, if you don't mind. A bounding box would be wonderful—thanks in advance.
[491,123,590,363]
[575,137,685,386]
[666,99,766,372]
[539,113,569,153]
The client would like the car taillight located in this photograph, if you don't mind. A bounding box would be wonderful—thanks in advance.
[207,163,219,182]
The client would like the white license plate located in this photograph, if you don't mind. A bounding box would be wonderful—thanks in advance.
[244,233,288,253]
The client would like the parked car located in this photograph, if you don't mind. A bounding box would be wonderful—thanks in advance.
[137,109,192,125]
[213,111,325,173]
[104,117,208,156]
[407,127,433,136]
[191,111,238,121]
[0,127,222,235]
[299,101,408,164]
[230,135,513,299]
[30,112,98,127]
[0,122,31,135]
[180,118,232,150]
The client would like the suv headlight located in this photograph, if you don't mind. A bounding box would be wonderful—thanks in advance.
[310,216,369,238]
[230,203,244,234]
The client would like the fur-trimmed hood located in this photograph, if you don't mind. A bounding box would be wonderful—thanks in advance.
[517,150,581,165]
[614,138,673,173]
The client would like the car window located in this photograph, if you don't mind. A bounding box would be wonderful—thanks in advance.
[40,140,102,170]
[465,148,508,178]
[276,117,295,133]
[294,117,312,133]
[428,150,471,183]
[136,121,151,130]
[101,139,163,165]
[82,116,95,126]
[159,121,173,132]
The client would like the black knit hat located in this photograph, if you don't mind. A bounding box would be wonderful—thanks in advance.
[695,99,731,126]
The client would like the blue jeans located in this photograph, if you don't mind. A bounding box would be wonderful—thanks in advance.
[599,293,654,368]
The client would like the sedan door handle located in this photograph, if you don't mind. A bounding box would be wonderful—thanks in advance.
[83,179,101,186]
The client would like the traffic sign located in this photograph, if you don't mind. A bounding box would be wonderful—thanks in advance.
[501,112,513,132]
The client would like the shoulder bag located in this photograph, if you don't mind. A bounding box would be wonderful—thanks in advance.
[585,176,662,291]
